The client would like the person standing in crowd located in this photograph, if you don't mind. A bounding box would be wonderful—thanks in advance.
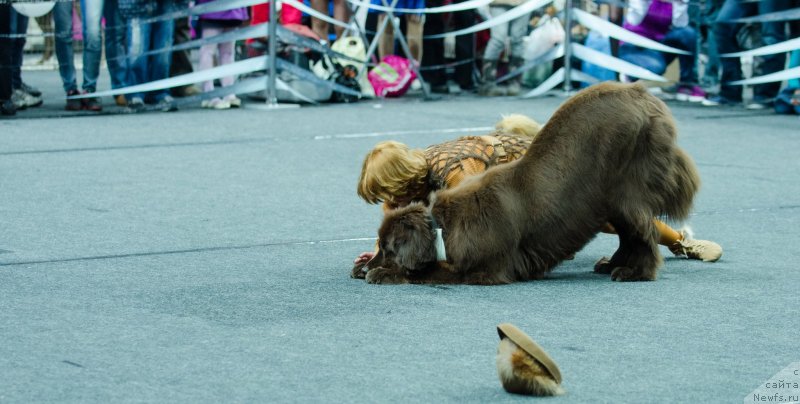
[311,0,349,42]
[696,0,724,90]
[618,0,707,102]
[80,0,127,111]
[119,0,186,112]
[369,0,424,64]
[170,16,201,98]
[197,0,248,109]
[703,0,792,108]
[51,0,86,111]
[479,0,533,96]
[7,7,43,111]
[774,49,800,115]
[421,0,475,94]
[1,3,16,115]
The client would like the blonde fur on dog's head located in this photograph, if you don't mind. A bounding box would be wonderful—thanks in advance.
[495,114,542,138]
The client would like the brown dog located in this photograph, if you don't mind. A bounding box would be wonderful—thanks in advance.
[364,82,700,284]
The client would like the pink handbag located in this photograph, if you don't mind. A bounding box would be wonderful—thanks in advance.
[367,55,416,98]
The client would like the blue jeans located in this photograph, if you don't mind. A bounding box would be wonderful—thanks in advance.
[713,0,791,101]
[9,8,28,90]
[126,0,175,102]
[81,0,127,91]
[619,26,699,84]
[774,88,800,115]
[53,1,78,93]
[0,5,13,100]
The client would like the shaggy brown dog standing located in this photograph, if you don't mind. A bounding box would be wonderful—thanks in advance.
[365,82,700,284]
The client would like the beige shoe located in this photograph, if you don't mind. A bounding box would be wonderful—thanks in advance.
[670,228,723,262]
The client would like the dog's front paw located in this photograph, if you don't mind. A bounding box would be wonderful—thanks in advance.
[611,266,657,282]
[351,262,368,279]
[594,257,613,274]
[365,267,409,285]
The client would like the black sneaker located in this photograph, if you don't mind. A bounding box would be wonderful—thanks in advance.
[1,99,16,116]
[65,89,82,111]
[83,92,102,112]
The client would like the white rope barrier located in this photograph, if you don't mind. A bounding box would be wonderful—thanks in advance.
[720,37,800,58]
[572,8,690,55]
[67,57,267,99]
[571,42,668,82]
[729,66,800,86]
[425,0,552,39]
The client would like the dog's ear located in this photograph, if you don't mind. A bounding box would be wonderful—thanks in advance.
[382,204,437,271]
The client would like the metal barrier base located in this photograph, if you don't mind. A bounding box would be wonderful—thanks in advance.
[245,103,301,110]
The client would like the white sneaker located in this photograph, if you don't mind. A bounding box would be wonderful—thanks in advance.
[224,94,242,108]
[202,97,230,109]
[669,227,723,262]
[12,89,43,109]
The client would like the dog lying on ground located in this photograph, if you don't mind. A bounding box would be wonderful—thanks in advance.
[363,82,700,284]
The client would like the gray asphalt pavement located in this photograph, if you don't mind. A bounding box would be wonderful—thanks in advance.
[1,71,799,403]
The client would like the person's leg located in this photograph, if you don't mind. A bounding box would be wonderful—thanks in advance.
[506,12,531,95]
[0,4,14,114]
[451,3,475,89]
[198,25,221,93]
[481,7,510,96]
[218,37,236,87]
[603,220,723,262]
[171,15,195,96]
[53,1,78,94]
[126,16,152,103]
[420,1,445,87]
[103,0,127,90]
[147,1,176,107]
[10,9,28,91]
[662,26,699,84]
[713,0,751,101]
[377,13,395,59]
[80,0,103,93]
[310,0,331,41]
[332,0,349,39]
[618,44,667,76]
[405,14,423,64]
[753,0,791,101]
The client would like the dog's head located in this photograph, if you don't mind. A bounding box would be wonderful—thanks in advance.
[373,202,438,272]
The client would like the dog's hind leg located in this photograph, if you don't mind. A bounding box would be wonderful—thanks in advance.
[605,216,661,281]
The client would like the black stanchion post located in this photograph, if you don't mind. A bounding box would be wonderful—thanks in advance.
[562,0,573,94]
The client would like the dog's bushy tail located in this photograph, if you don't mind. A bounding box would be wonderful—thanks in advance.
[639,92,701,222]
[662,147,700,221]
[612,85,700,224]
